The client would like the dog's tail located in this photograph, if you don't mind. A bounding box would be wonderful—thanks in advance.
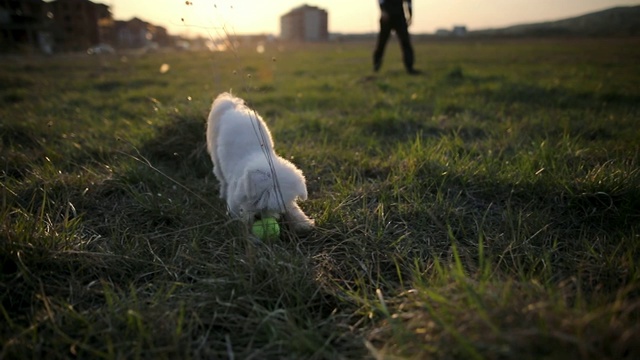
[211,92,241,117]
[207,92,243,156]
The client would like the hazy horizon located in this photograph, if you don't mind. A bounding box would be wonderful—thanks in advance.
[76,0,640,37]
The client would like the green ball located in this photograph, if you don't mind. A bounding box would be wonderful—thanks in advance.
[252,217,280,240]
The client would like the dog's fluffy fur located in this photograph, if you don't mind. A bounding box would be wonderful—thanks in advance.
[206,92,314,231]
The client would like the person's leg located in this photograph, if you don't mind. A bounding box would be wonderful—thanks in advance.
[394,18,417,73]
[373,17,392,72]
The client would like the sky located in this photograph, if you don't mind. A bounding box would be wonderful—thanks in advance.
[103,0,640,37]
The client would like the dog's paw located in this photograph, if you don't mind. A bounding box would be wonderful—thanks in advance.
[290,218,315,233]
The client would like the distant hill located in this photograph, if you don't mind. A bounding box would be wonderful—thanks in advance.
[471,6,640,37]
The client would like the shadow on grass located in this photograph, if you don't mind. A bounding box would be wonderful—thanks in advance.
[1,123,48,180]
[139,113,211,179]
[1,167,355,359]
[443,66,640,109]
[486,82,640,109]
[94,78,169,93]
[360,116,447,146]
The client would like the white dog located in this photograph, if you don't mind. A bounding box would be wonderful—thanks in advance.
[206,92,314,232]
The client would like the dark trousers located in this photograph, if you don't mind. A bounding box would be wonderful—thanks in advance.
[373,14,414,72]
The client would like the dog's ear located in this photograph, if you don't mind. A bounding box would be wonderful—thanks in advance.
[245,169,276,211]
[245,169,271,200]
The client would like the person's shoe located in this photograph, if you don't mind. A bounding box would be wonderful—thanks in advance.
[407,68,422,75]
[373,62,381,73]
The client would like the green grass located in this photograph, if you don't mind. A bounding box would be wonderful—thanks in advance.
[1,37,639,359]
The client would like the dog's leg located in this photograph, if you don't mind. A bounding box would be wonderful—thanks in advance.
[284,203,314,232]
[212,164,227,199]
[220,180,228,199]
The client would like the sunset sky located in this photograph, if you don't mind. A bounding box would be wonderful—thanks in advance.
[104,0,640,37]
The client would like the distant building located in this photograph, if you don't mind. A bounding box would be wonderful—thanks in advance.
[0,0,176,53]
[434,26,467,37]
[0,0,53,53]
[280,4,328,42]
[453,25,467,36]
[46,0,113,51]
[114,17,170,49]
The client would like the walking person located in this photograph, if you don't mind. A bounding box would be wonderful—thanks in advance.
[373,0,420,75]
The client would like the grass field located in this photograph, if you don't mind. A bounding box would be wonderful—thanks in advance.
[1,37,639,359]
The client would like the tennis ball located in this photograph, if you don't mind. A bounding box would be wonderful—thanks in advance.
[252,217,280,240]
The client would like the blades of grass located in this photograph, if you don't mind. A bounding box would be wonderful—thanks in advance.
[447,225,466,279]
[417,289,484,360]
